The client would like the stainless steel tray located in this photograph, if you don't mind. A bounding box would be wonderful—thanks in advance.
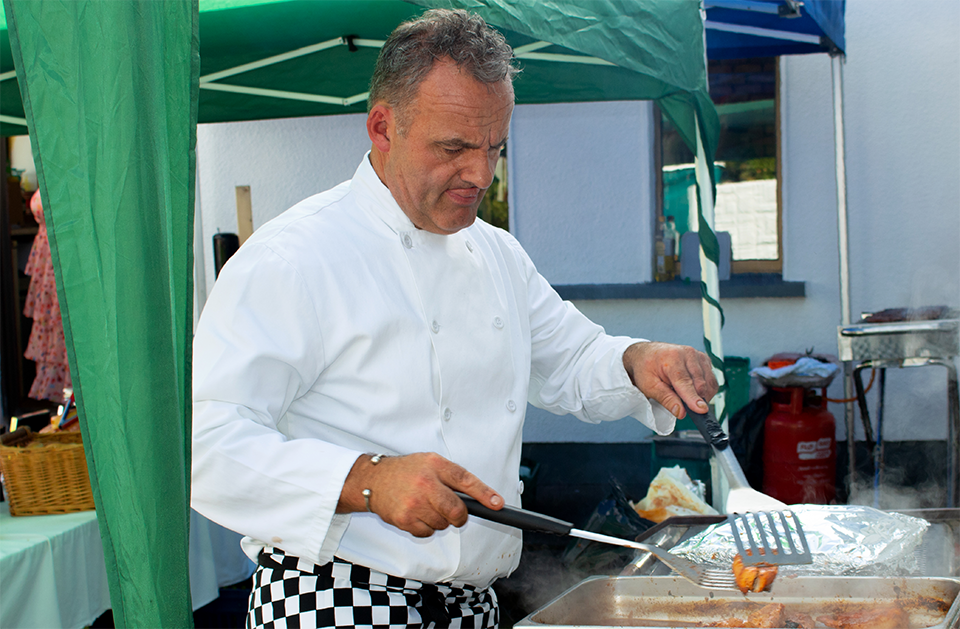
[514,575,960,628]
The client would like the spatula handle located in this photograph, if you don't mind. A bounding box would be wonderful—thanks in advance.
[684,403,730,451]
[455,492,573,536]
[683,404,753,490]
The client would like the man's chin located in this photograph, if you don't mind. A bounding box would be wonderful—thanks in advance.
[436,208,479,234]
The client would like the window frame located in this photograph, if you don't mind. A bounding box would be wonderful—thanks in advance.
[656,57,783,275]
[730,59,782,275]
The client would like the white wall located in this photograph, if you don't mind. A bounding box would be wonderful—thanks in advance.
[195,115,370,296]
[509,100,657,285]
[195,0,959,445]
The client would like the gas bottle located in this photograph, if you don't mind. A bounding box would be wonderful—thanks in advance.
[762,386,836,504]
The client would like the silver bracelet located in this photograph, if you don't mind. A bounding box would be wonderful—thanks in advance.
[362,454,387,512]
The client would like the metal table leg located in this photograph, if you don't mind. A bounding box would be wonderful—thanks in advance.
[853,364,874,444]
[852,357,959,509]
[937,358,959,508]
[903,357,959,509]
[852,363,887,507]
[844,364,857,504]
[875,368,886,509]
[944,360,960,508]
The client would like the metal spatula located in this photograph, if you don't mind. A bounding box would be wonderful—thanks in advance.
[683,403,789,514]
[728,510,813,566]
[457,493,738,590]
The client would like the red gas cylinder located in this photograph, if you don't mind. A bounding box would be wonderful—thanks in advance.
[762,386,837,504]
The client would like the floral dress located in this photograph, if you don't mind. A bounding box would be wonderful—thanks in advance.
[23,190,71,402]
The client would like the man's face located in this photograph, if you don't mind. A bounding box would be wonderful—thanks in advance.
[373,59,514,235]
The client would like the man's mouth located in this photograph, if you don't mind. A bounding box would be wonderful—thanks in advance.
[446,187,482,205]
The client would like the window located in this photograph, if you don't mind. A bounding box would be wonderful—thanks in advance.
[659,57,781,275]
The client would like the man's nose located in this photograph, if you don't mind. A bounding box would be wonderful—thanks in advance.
[461,149,497,189]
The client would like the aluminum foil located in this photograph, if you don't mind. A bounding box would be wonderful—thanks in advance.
[670,504,930,576]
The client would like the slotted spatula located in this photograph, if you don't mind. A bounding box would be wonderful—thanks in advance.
[456,493,738,590]
[728,510,813,566]
[683,403,788,514]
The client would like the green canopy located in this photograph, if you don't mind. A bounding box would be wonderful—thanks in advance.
[1,1,719,626]
[3,0,718,154]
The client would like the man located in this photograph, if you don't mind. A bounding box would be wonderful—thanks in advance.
[192,9,717,628]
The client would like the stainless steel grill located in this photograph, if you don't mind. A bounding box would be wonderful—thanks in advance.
[838,318,959,362]
[837,317,959,508]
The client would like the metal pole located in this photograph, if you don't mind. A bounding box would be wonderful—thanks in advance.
[832,56,851,328]
[831,53,857,500]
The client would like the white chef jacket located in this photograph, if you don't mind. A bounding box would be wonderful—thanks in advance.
[192,154,676,589]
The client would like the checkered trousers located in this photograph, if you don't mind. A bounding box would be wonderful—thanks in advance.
[247,548,499,628]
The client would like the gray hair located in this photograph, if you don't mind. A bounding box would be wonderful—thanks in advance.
[368,9,519,133]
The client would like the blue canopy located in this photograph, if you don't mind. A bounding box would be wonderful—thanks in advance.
[705,0,845,59]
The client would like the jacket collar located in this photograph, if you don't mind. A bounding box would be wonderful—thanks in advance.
[351,152,417,234]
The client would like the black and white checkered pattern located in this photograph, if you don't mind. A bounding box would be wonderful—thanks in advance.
[247,548,499,628]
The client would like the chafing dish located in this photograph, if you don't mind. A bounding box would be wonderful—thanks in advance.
[514,574,960,628]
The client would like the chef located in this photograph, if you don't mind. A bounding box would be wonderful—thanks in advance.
[191,8,718,629]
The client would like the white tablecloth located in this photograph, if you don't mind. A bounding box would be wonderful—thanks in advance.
[0,503,254,628]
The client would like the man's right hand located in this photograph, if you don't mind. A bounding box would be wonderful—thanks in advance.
[336,452,503,538]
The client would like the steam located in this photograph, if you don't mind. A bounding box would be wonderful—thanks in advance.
[845,470,951,577]
[496,544,596,624]
[846,461,947,511]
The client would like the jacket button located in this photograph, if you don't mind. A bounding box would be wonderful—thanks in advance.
[493,316,504,329]
[506,400,517,412]
[518,480,525,495]
[443,407,452,421]
[402,234,413,249]
[432,320,440,333]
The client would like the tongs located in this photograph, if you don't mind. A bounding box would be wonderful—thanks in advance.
[457,493,738,590]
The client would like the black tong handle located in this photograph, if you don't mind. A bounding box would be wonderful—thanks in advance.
[455,492,573,536]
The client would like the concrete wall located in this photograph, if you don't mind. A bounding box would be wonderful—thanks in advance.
[195,0,959,445]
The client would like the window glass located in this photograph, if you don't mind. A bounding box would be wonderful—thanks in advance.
[660,57,780,271]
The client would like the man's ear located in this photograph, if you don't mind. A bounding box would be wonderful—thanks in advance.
[367,104,393,152]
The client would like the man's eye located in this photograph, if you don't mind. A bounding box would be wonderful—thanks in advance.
[443,147,463,155]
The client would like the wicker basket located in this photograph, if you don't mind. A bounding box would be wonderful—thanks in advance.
[0,430,95,516]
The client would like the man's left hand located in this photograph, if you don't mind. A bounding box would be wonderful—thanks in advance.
[622,342,718,418]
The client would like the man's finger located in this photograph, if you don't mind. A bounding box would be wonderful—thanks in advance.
[647,378,686,419]
[409,519,442,538]
[430,488,470,527]
[676,348,719,408]
[694,352,719,399]
[655,372,707,419]
[420,510,454,533]
[438,466,504,515]
[684,353,710,394]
